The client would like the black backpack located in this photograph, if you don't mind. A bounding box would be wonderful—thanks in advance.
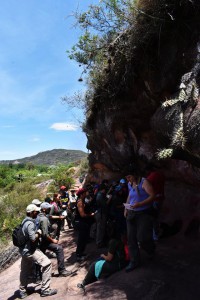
[12,219,33,247]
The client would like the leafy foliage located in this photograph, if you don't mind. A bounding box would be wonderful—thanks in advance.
[0,164,50,189]
[0,162,76,246]
[63,0,136,115]
[50,164,75,190]
[68,0,133,68]
[0,182,40,245]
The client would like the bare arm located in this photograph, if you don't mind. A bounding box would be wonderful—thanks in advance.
[46,235,58,244]
[49,215,64,220]
[131,179,155,209]
[124,194,130,217]
[77,200,94,218]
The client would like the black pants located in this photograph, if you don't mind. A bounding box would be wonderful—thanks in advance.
[76,220,91,256]
[126,211,155,264]
[40,241,65,272]
[83,262,97,286]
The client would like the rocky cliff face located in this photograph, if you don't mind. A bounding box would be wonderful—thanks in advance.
[84,0,200,234]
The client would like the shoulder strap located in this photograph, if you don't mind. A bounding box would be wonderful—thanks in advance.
[21,219,34,229]
[22,219,31,225]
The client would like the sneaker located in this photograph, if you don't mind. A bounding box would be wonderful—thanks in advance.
[59,269,72,277]
[19,290,28,299]
[40,289,57,297]
[77,283,85,293]
[125,261,140,273]
[48,252,57,258]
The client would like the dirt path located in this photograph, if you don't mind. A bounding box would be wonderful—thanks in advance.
[0,228,200,300]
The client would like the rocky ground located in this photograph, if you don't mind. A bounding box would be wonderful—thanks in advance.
[0,224,200,300]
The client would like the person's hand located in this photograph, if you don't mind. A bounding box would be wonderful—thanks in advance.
[90,212,95,216]
[130,202,140,209]
[37,229,42,235]
[53,239,58,244]
[60,216,65,219]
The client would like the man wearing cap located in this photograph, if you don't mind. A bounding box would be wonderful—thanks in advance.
[59,186,69,200]
[18,204,57,299]
[32,199,42,231]
[37,202,72,277]
[32,199,42,206]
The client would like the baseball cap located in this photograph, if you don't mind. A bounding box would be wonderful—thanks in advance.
[32,199,42,205]
[120,179,126,184]
[40,202,52,210]
[60,185,66,190]
[26,204,40,213]
[76,188,87,196]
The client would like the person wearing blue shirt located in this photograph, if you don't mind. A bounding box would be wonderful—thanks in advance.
[124,169,155,272]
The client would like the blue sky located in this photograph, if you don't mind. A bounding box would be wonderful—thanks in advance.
[0,0,98,160]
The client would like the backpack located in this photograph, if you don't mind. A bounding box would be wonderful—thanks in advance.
[12,219,33,247]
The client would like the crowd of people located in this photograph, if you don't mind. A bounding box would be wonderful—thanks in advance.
[17,165,165,298]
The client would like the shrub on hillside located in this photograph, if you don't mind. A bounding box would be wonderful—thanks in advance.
[0,181,41,245]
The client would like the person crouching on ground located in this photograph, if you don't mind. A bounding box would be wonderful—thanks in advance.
[38,202,72,277]
[18,204,57,299]
[124,168,155,272]
[77,220,126,292]
[75,188,95,262]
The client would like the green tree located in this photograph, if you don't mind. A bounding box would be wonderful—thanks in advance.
[63,0,135,112]
[25,162,35,170]
[67,0,134,71]
[67,0,135,74]
[51,164,75,190]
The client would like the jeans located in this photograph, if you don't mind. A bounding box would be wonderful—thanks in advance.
[126,211,155,264]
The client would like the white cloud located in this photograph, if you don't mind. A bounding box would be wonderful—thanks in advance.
[50,122,79,131]
[29,137,40,142]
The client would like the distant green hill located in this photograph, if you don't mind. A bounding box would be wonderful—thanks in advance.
[0,149,88,165]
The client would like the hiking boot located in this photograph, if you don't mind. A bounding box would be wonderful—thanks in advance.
[19,290,28,299]
[40,289,57,297]
[59,269,72,277]
[48,252,57,258]
[125,261,140,273]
